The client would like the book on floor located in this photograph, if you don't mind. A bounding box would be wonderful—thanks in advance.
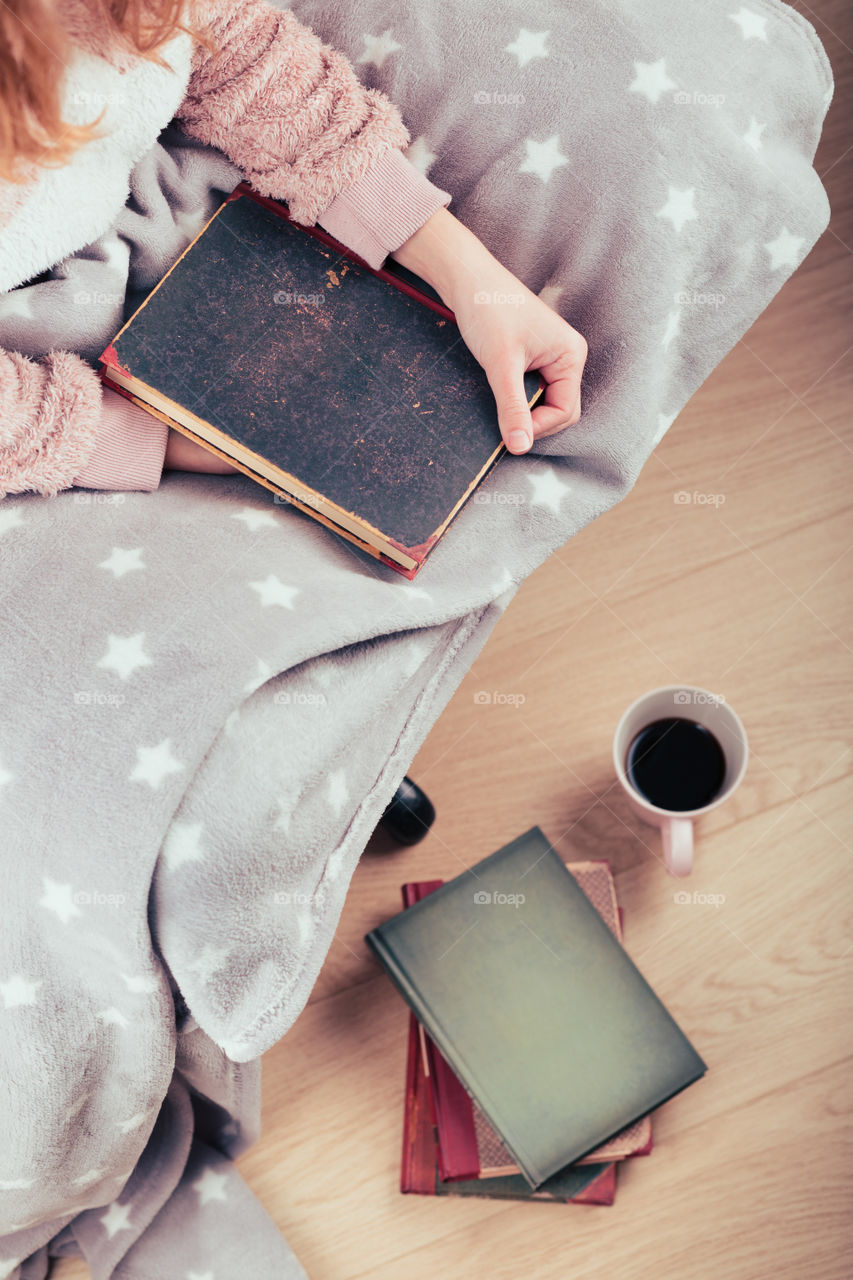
[99,181,545,578]
[403,867,652,1184]
[366,826,707,1188]
[401,1001,616,1205]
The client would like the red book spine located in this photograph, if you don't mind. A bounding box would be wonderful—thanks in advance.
[400,999,617,1203]
[401,1009,437,1195]
[401,881,480,1180]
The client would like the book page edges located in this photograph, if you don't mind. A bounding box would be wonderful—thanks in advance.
[100,372,419,573]
[101,366,516,574]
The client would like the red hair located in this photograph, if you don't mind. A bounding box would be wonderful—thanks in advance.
[0,0,216,182]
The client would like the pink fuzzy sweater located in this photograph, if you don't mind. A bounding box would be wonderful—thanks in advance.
[0,0,452,498]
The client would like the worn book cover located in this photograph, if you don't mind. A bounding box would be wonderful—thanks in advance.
[99,181,545,578]
[403,869,652,1183]
[367,826,707,1188]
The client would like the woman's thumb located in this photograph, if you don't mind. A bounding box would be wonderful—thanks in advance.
[484,349,534,454]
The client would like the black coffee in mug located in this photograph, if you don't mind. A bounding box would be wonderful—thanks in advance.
[626,717,726,812]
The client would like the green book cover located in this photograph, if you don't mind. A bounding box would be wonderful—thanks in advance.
[366,827,707,1188]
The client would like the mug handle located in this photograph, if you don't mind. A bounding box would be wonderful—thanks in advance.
[662,817,693,877]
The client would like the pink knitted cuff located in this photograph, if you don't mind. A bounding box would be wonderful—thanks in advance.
[72,389,170,492]
[316,148,452,270]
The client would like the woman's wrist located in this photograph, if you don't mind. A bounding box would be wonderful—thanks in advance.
[390,207,502,311]
[164,428,238,474]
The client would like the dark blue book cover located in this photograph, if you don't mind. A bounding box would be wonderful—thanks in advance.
[100,183,544,577]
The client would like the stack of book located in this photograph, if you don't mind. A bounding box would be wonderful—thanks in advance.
[365,828,707,1206]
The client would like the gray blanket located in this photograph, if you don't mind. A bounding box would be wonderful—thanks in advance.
[0,0,832,1274]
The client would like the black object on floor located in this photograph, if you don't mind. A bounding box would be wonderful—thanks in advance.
[378,777,436,846]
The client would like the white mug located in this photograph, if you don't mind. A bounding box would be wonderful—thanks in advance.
[612,686,748,877]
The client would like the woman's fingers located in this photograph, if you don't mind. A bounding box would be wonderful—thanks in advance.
[483,346,536,453]
[454,279,589,452]
[531,385,583,439]
[528,340,587,438]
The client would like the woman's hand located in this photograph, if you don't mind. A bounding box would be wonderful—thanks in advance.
[390,207,588,454]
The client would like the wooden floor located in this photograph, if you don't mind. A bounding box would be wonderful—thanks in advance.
[56,2,851,1276]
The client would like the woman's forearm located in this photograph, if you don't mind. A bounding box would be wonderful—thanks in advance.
[390,207,499,309]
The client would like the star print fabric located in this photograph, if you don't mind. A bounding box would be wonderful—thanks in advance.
[0,0,833,1275]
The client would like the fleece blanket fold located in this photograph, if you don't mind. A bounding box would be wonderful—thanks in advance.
[0,0,831,1274]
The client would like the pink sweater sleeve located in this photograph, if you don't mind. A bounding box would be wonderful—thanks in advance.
[178,0,452,268]
[0,349,167,499]
[72,390,169,491]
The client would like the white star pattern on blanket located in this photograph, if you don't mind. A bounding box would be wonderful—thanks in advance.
[742,117,766,150]
[0,508,24,538]
[661,308,681,351]
[326,769,350,815]
[398,583,433,602]
[72,1168,105,1187]
[121,973,159,994]
[324,844,348,880]
[162,821,205,871]
[96,1007,130,1029]
[193,1168,229,1205]
[249,575,300,608]
[295,909,313,944]
[526,468,571,513]
[232,507,277,532]
[764,227,805,269]
[0,289,33,323]
[130,738,185,788]
[653,412,678,446]
[518,135,569,183]
[97,633,152,681]
[100,1201,132,1238]
[98,547,145,578]
[538,283,563,311]
[489,566,515,597]
[116,1111,151,1133]
[273,798,292,833]
[404,136,438,174]
[39,877,82,924]
[0,975,42,1007]
[244,658,272,695]
[312,664,336,689]
[92,233,130,278]
[504,28,550,68]
[629,58,677,103]
[356,29,402,69]
[656,186,698,233]
[187,944,230,984]
[729,6,768,40]
[400,639,429,678]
